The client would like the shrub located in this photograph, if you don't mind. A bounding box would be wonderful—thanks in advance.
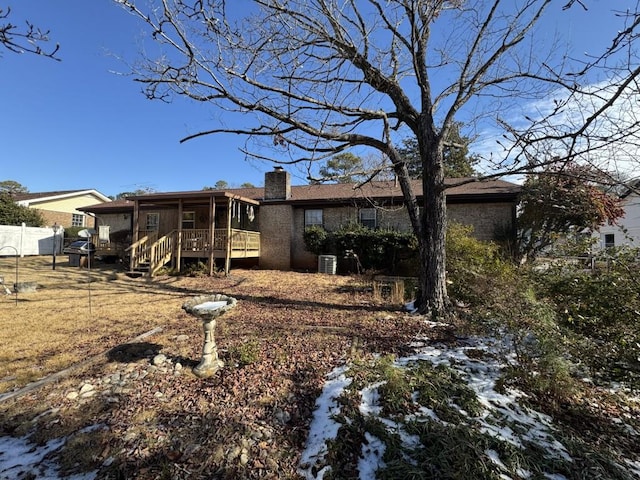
[303,223,416,273]
[302,225,328,256]
[445,223,516,307]
[534,247,640,386]
[183,260,209,277]
[0,192,45,227]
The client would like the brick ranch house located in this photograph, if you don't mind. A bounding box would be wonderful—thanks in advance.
[81,168,520,276]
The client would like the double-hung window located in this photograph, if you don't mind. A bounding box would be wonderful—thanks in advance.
[604,233,615,249]
[305,209,323,228]
[182,211,196,230]
[359,208,377,229]
[146,213,159,231]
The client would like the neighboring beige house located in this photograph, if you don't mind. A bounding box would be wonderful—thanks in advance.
[13,189,111,228]
[81,168,520,275]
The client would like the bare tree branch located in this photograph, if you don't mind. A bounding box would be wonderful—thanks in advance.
[0,7,59,60]
[116,0,640,315]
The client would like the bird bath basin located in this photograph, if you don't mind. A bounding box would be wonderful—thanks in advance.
[182,294,237,378]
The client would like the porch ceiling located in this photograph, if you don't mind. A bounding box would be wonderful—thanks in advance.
[129,191,260,207]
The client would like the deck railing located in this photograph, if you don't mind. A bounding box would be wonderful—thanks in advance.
[229,229,261,254]
[126,232,158,271]
[150,231,176,275]
[180,229,260,254]
[128,228,260,275]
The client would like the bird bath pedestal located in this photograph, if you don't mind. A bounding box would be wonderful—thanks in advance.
[182,294,237,378]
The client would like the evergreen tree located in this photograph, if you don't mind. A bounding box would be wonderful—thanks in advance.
[398,123,478,178]
[0,192,44,226]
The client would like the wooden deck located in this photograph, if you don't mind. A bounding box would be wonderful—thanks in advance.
[126,229,260,276]
[179,229,260,258]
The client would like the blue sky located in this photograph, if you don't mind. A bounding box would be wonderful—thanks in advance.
[1,0,271,197]
[0,1,625,197]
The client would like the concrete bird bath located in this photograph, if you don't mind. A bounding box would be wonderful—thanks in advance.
[182,294,237,378]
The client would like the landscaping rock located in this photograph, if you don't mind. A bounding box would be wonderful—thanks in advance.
[79,383,95,394]
[152,354,167,366]
[13,282,38,293]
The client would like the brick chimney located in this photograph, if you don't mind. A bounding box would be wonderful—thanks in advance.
[264,166,291,201]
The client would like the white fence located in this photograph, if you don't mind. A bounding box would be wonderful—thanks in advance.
[0,224,64,257]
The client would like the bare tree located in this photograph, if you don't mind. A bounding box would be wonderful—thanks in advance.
[116,0,640,317]
[0,7,59,60]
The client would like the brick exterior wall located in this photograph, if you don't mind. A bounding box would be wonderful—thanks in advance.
[287,202,516,270]
[448,202,515,241]
[259,204,294,270]
[264,168,291,200]
[36,210,81,228]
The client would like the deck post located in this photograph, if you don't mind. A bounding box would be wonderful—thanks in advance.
[225,199,232,274]
[208,195,216,276]
[132,200,140,269]
[176,199,183,271]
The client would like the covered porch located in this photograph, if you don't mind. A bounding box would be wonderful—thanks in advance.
[128,191,260,276]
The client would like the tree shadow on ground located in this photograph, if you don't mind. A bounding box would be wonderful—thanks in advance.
[106,341,199,369]
[106,342,164,363]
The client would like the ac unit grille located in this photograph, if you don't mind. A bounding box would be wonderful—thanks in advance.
[318,255,337,275]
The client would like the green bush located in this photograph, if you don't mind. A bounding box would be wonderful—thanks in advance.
[303,223,416,273]
[64,226,85,239]
[183,260,209,277]
[534,247,640,385]
[445,223,516,307]
[443,224,579,401]
[302,225,328,256]
[0,192,44,227]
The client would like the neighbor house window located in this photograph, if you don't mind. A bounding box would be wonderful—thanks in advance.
[359,208,377,229]
[305,209,323,227]
[71,213,84,227]
[146,213,159,231]
[604,233,615,249]
[182,211,196,230]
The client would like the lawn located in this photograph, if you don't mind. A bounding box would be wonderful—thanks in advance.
[0,257,638,479]
[0,256,425,479]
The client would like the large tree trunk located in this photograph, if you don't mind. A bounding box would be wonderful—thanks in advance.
[414,142,449,317]
[416,180,448,317]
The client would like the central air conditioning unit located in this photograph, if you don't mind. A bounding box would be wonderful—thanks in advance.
[318,255,337,275]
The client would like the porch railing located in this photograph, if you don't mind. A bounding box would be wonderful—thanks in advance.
[150,231,176,275]
[128,228,260,275]
[181,229,260,254]
[126,232,158,271]
[229,229,261,254]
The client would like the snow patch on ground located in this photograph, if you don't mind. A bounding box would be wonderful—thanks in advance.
[298,366,352,480]
[0,432,97,480]
[298,336,639,479]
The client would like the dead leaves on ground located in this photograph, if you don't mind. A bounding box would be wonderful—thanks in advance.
[1,269,427,479]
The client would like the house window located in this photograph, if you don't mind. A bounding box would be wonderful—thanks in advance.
[182,211,195,230]
[305,209,323,227]
[71,213,84,227]
[146,213,159,231]
[359,208,377,229]
[604,233,615,249]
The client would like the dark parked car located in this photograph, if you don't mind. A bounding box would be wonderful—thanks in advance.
[63,240,96,255]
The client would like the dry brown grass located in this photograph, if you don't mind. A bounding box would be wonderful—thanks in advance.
[0,256,207,393]
[0,256,428,479]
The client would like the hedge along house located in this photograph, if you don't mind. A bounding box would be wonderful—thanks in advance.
[81,167,520,276]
